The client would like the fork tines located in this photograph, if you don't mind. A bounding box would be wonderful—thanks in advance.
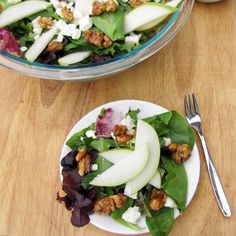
[184,94,200,117]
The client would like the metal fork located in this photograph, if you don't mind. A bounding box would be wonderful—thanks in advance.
[184,94,231,217]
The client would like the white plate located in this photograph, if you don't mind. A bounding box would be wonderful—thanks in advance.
[60,100,200,235]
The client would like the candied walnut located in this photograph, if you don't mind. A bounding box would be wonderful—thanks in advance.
[94,197,115,214]
[168,143,191,164]
[38,17,53,29]
[129,0,145,8]
[85,31,104,46]
[168,143,178,153]
[113,193,126,209]
[105,0,118,12]
[47,41,63,52]
[116,134,132,144]
[92,0,105,16]
[75,148,87,162]
[113,124,127,136]
[61,7,74,22]
[103,35,112,48]
[149,190,167,211]
[84,154,92,174]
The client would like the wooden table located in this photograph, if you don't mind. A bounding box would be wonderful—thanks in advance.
[0,1,235,235]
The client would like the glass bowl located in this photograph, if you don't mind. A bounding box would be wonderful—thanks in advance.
[0,0,194,81]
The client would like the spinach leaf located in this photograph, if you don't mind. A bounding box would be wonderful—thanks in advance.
[143,111,195,149]
[92,6,125,41]
[146,207,174,236]
[162,157,187,211]
[66,123,95,150]
[27,7,60,20]
[90,138,116,152]
[81,157,113,188]
[111,198,143,230]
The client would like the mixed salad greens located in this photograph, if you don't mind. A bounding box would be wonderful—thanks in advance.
[0,0,183,66]
[57,107,195,236]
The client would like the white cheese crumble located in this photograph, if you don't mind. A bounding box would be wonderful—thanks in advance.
[122,206,141,224]
[164,196,177,208]
[32,17,43,35]
[79,15,93,31]
[7,0,21,4]
[120,115,135,131]
[125,33,142,45]
[20,46,27,52]
[163,137,171,146]
[91,164,98,171]
[86,130,96,139]
[56,33,64,42]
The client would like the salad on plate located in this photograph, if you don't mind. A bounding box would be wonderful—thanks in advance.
[57,105,196,236]
[0,0,183,66]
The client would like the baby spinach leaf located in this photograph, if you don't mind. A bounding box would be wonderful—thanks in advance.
[66,123,95,150]
[143,111,195,149]
[90,138,116,152]
[162,157,187,211]
[81,157,113,189]
[92,6,125,41]
[146,207,174,236]
[111,198,143,230]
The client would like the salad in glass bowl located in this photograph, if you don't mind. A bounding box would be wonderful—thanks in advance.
[0,0,183,66]
[57,101,200,235]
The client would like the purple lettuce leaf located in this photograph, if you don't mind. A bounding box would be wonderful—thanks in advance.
[95,108,123,137]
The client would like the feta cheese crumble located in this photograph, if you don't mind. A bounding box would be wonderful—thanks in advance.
[20,46,27,52]
[163,137,171,146]
[32,17,43,35]
[79,15,93,31]
[86,130,96,139]
[164,196,177,208]
[91,164,98,171]
[125,33,142,45]
[120,115,135,131]
[122,206,141,224]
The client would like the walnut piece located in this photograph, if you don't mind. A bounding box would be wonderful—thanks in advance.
[61,7,74,22]
[77,148,92,176]
[47,41,63,52]
[113,124,127,136]
[113,124,132,144]
[149,190,167,211]
[92,0,106,16]
[94,194,126,214]
[105,0,118,12]
[129,0,145,8]
[38,17,53,29]
[75,148,87,162]
[168,143,192,164]
[84,31,113,48]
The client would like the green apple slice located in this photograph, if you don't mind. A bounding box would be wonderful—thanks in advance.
[0,1,51,28]
[124,3,176,34]
[100,148,161,187]
[124,120,160,196]
[90,144,149,187]
[149,169,161,189]
[25,27,58,63]
[58,51,91,66]
[99,148,133,163]
[166,0,183,7]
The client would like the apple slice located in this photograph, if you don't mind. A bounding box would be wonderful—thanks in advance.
[58,51,91,66]
[124,3,176,34]
[166,0,183,7]
[90,144,149,187]
[99,148,133,164]
[149,169,161,189]
[25,27,58,63]
[0,1,51,28]
[124,120,160,196]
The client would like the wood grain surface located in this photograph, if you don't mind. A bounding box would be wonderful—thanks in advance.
[0,1,235,235]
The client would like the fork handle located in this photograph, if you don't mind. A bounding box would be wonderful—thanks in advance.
[198,133,231,217]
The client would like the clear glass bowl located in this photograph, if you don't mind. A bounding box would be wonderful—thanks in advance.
[0,0,194,81]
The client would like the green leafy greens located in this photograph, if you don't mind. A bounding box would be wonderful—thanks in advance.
[92,6,125,41]
[161,157,187,211]
[146,208,174,236]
